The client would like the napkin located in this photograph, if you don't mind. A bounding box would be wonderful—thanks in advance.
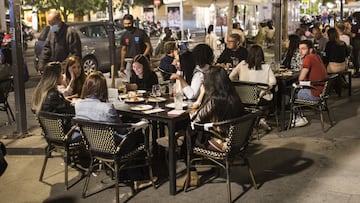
[167,109,186,116]
[143,108,165,114]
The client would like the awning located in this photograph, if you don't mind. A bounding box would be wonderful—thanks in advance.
[344,1,360,9]
[163,0,267,7]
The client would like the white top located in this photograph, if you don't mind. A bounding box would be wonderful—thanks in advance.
[229,60,277,100]
[183,66,205,100]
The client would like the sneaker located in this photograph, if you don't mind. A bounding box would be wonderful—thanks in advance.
[291,116,308,127]
[134,176,158,190]
[259,118,272,131]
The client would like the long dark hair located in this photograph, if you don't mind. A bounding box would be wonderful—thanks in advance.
[64,55,86,95]
[192,44,214,67]
[201,66,244,122]
[327,27,344,46]
[283,34,300,67]
[131,54,154,83]
[81,71,108,102]
[207,24,214,34]
[246,45,264,70]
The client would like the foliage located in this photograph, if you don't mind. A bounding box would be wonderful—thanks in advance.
[22,0,108,22]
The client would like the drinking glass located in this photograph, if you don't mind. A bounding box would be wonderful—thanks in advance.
[152,84,161,108]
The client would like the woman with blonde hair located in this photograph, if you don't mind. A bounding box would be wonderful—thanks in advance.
[32,62,74,115]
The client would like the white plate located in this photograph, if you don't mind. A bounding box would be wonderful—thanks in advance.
[124,97,145,103]
[130,104,153,111]
[165,102,188,108]
[137,90,147,94]
[148,97,167,103]
[119,94,128,99]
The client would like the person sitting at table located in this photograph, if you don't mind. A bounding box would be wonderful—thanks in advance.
[282,34,302,71]
[170,43,213,100]
[127,54,158,91]
[75,71,155,188]
[32,62,90,167]
[159,41,180,80]
[229,45,276,131]
[216,33,248,68]
[58,55,86,97]
[177,65,246,188]
[32,61,74,116]
[292,40,328,127]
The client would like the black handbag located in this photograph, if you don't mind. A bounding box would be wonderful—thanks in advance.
[0,141,8,176]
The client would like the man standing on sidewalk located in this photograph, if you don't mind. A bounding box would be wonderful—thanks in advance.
[38,10,82,73]
[119,14,152,80]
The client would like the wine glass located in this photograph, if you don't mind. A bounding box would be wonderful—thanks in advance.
[152,84,161,108]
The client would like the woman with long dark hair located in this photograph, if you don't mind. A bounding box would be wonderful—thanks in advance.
[282,34,302,71]
[170,43,214,100]
[179,66,245,188]
[229,45,276,131]
[324,28,349,73]
[127,54,158,91]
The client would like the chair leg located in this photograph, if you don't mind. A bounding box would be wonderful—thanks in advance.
[245,158,257,190]
[287,107,295,130]
[82,158,94,198]
[226,160,232,203]
[64,151,69,190]
[6,101,15,122]
[184,149,191,192]
[319,107,325,132]
[114,162,120,203]
[39,146,50,182]
[327,109,334,127]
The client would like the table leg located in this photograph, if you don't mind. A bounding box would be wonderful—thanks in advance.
[280,80,286,131]
[348,71,352,96]
[167,122,176,195]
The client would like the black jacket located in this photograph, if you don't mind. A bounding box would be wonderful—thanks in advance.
[38,22,82,71]
[41,88,75,114]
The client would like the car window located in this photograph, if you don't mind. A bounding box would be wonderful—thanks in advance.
[38,26,50,41]
[79,25,107,38]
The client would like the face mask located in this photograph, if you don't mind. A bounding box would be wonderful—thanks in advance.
[50,24,60,32]
[125,26,133,31]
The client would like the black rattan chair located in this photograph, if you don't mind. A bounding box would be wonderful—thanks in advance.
[37,111,86,190]
[74,118,155,203]
[232,81,278,136]
[0,76,15,124]
[287,74,338,132]
[184,112,259,203]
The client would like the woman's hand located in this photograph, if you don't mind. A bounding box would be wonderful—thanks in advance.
[170,73,180,80]
[69,68,76,80]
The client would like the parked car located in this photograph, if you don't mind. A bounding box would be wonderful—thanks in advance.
[34,21,124,74]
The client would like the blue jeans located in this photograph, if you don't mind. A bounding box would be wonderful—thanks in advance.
[297,88,320,101]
